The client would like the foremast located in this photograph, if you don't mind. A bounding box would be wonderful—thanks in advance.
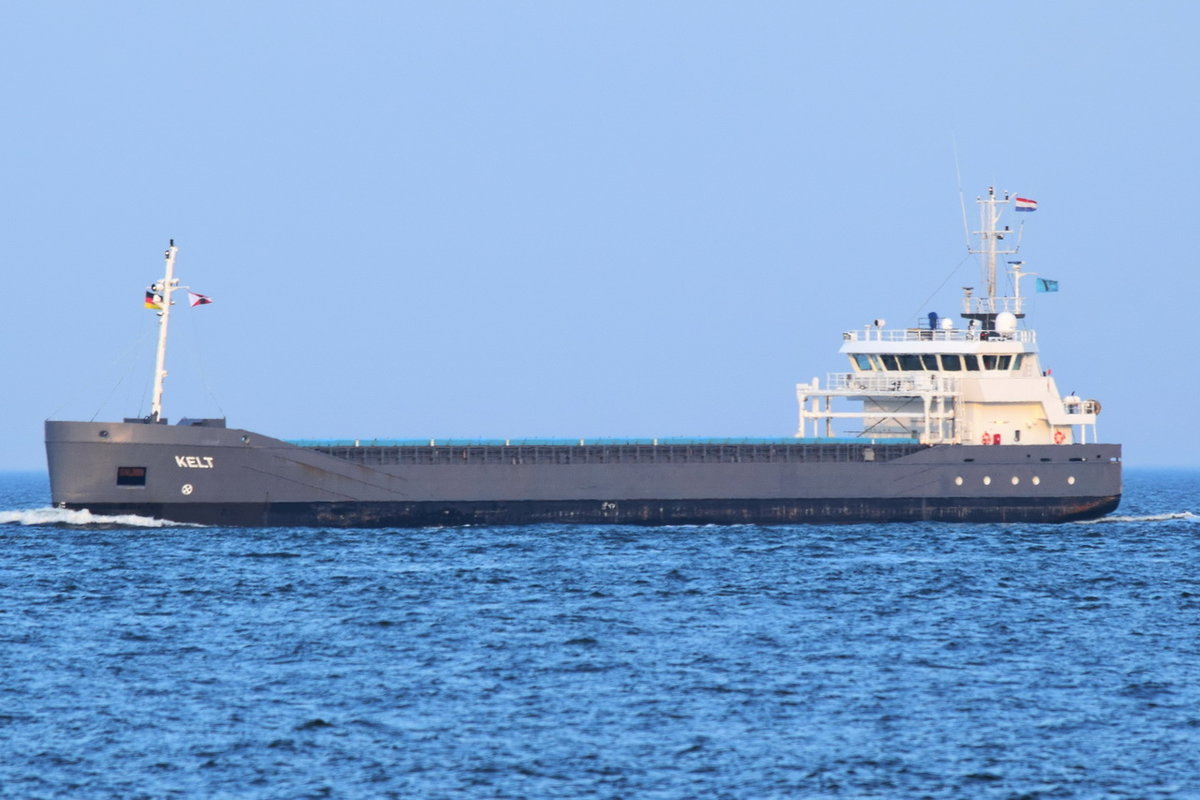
[148,240,179,423]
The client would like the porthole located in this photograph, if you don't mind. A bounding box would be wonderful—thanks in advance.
[1032,476,1040,485]
[1067,476,1076,485]
[954,476,964,486]
[1011,476,1020,485]
[983,476,992,486]
[99,430,109,438]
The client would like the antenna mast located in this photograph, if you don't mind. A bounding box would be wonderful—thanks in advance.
[149,240,179,423]
[962,188,1022,330]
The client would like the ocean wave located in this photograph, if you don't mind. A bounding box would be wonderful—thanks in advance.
[0,507,203,528]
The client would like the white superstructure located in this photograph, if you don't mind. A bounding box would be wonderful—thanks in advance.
[796,187,1100,447]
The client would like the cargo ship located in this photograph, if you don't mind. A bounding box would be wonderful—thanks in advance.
[45,188,1121,526]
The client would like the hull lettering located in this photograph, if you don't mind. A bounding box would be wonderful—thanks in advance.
[175,455,215,469]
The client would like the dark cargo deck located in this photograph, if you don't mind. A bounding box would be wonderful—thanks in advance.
[303,440,928,467]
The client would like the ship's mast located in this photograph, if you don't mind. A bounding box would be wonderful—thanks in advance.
[962,187,1022,330]
[149,240,179,423]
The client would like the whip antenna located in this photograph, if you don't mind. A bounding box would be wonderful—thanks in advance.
[953,135,971,251]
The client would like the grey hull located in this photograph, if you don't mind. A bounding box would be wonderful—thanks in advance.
[45,420,1122,527]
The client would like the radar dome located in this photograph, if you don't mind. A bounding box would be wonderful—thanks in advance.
[995,312,1018,333]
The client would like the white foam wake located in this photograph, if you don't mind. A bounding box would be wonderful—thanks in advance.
[0,507,202,528]
[1083,511,1199,524]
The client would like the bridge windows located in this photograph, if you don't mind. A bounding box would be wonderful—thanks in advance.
[848,353,1022,372]
[982,354,1013,370]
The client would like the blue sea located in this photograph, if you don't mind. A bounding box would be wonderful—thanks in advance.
[2,470,1198,799]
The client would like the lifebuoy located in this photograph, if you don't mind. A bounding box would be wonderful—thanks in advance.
[1053,430,1065,444]
[981,432,991,445]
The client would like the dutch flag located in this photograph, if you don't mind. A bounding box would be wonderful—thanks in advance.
[1014,196,1038,212]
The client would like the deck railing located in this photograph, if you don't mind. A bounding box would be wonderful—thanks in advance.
[822,373,960,394]
[843,328,1036,344]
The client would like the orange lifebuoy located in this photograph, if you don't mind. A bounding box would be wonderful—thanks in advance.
[981,432,991,445]
[1053,430,1065,444]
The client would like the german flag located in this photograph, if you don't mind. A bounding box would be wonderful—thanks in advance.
[144,290,162,310]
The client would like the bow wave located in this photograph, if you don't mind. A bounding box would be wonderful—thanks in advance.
[0,507,203,528]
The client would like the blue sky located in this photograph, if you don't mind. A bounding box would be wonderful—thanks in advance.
[3,2,1196,469]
